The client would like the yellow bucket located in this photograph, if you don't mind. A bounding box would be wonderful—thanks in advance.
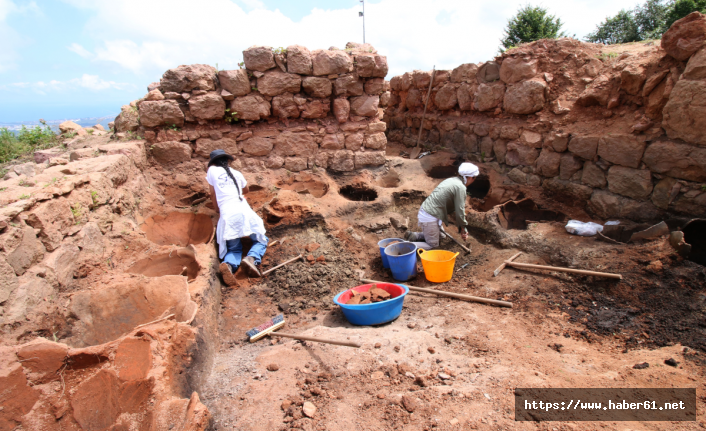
[417,249,460,283]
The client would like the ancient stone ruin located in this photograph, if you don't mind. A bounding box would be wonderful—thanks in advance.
[1,12,705,431]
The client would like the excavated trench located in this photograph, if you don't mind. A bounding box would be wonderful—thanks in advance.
[128,248,201,280]
[141,211,214,246]
[339,184,378,202]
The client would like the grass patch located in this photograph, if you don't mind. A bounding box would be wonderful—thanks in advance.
[0,120,59,164]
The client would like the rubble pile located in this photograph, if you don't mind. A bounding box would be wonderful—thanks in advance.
[383,12,706,221]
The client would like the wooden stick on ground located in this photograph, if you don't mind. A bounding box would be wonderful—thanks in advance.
[493,252,522,277]
[269,332,362,348]
[439,226,471,254]
[493,252,622,279]
[261,254,304,276]
[360,278,512,308]
[134,314,175,330]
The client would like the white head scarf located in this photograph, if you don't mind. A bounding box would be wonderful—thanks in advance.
[458,162,479,184]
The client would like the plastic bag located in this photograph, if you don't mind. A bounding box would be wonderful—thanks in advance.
[565,220,604,236]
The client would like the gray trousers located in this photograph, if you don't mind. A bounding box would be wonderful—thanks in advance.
[418,222,441,248]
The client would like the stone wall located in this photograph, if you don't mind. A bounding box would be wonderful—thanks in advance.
[383,13,706,220]
[114,42,391,173]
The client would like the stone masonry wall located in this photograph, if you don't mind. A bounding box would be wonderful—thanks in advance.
[383,13,706,221]
[114,42,391,173]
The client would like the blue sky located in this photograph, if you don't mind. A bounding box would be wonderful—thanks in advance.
[0,0,643,123]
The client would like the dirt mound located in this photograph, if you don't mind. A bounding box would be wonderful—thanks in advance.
[141,212,214,246]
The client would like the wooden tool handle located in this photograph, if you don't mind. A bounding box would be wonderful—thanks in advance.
[440,228,471,254]
[493,252,522,276]
[505,261,623,279]
[261,254,303,276]
[360,278,512,308]
[271,332,362,348]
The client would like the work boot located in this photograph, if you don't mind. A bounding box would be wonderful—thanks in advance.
[241,256,261,278]
[219,262,238,287]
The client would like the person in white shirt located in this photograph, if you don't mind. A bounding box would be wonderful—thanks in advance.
[206,149,268,286]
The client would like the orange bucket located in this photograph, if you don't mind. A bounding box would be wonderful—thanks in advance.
[417,249,459,283]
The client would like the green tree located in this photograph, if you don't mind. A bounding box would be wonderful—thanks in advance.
[664,0,706,29]
[586,9,640,44]
[500,5,566,51]
[634,0,670,39]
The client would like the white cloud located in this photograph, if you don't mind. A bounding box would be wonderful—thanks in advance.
[0,74,134,94]
[68,42,93,59]
[62,0,643,79]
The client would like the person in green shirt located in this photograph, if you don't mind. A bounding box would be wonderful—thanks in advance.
[404,162,479,247]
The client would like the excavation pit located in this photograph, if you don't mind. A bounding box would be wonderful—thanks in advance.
[128,250,201,280]
[177,191,208,207]
[467,175,491,199]
[278,173,329,198]
[497,198,566,230]
[339,184,378,202]
[141,212,213,246]
[683,219,706,266]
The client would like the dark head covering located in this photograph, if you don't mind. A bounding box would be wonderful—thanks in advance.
[208,149,234,166]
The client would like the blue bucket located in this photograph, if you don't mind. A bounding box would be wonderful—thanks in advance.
[377,238,404,269]
[384,242,418,281]
[333,283,409,326]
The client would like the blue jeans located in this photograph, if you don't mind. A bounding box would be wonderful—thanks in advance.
[223,234,268,270]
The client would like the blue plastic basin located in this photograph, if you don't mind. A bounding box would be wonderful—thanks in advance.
[377,238,404,269]
[334,283,409,326]
[384,242,418,281]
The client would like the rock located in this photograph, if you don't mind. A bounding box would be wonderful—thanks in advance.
[34,148,64,164]
[354,151,386,168]
[151,141,192,165]
[287,45,313,75]
[0,254,19,304]
[500,57,537,84]
[258,70,302,96]
[3,277,53,324]
[508,167,527,184]
[144,89,164,101]
[350,95,379,117]
[474,82,505,111]
[195,138,237,158]
[651,177,679,209]
[302,77,332,98]
[664,358,679,367]
[535,150,561,177]
[433,83,458,111]
[70,369,121,430]
[607,166,653,200]
[576,74,613,107]
[275,132,317,156]
[43,245,79,288]
[427,347,436,354]
[334,74,364,97]
[365,132,387,150]
[26,198,74,251]
[231,94,271,121]
[188,92,225,120]
[543,178,593,202]
[568,136,599,161]
[401,395,418,413]
[345,133,364,151]
[138,100,185,128]
[243,46,276,72]
[559,153,583,180]
[457,83,477,110]
[265,155,285,169]
[477,61,500,83]
[620,65,646,95]
[633,362,650,369]
[437,372,451,380]
[272,93,300,119]
[520,130,542,148]
[313,49,352,76]
[642,140,706,182]
[13,162,42,177]
[451,63,479,83]
[684,46,706,80]
[364,77,385,95]
[597,135,646,168]
[321,133,344,150]
[333,98,350,123]
[380,91,391,107]
[300,98,331,119]
[240,137,273,156]
[267,363,279,372]
[302,401,316,418]
[17,339,68,382]
[160,64,217,92]
[329,150,355,172]
[355,54,388,78]
[218,69,251,97]
[59,121,87,136]
[6,226,45,276]
[662,79,706,145]
[503,80,546,114]
[581,162,607,188]
[505,142,539,167]
[368,121,386,133]
[77,222,105,256]
[284,157,307,172]
[114,105,139,133]
[660,11,706,61]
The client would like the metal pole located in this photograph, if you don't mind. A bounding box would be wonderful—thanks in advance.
[361,0,365,43]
